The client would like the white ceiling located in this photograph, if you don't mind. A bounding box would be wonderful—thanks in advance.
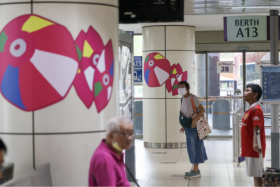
[119,13,268,34]
[119,0,280,34]
[185,0,280,15]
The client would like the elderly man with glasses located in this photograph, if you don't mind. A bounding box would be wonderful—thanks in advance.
[89,116,134,187]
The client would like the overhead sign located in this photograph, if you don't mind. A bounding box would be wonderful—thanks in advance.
[255,60,270,73]
[261,65,280,103]
[217,61,233,73]
[224,16,267,41]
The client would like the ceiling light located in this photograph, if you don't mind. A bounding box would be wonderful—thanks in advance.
[230,6,280,9]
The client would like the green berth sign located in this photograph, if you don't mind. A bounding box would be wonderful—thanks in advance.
[224,16,268,41]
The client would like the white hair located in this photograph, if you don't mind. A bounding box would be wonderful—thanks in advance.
[106,116,132,135]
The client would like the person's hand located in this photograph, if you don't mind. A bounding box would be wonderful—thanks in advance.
[191,120,197,128]
[179,127,185,133]
[253,144,262,153]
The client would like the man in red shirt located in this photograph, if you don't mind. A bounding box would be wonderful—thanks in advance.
[241,84,266,187]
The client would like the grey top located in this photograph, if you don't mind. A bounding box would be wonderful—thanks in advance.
[180,94,201,118]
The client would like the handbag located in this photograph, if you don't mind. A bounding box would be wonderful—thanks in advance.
[179,98,192,129]
[263,168,280,186]
[191,96,211,139]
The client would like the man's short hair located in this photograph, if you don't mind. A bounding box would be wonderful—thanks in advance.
[178,81,190,89]
[0,138,7,153]
[106,116,132,135]
[246,84,263,101]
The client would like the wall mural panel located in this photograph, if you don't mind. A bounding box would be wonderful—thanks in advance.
[0,14,114,113]
[144,52,170,87]
[74,27,114,112]
[166,64,188,96]
[144,52,188,96]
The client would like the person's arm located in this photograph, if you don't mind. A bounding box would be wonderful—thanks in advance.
[251,109,263,153]
[193,104,205,122]
[179,98,185,133]
[253,126,262,153]
[191,96,205,127]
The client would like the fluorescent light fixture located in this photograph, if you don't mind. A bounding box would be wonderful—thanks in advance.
[230,6,280,9]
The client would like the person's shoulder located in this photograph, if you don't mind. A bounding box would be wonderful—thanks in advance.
[191,94,198,98]
[91,146,114,163]
[192,95,200,101]
[251,104,263,113]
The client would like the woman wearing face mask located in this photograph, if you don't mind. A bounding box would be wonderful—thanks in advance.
[178,81,208,178]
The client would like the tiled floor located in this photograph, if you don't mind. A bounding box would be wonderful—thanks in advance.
[134,138,272,187]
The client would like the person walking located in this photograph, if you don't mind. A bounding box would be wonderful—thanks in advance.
[178,81,208,178]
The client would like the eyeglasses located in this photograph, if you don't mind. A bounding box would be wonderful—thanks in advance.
[113,131,135,138]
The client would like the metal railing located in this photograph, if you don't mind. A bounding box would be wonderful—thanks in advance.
[231,104,244,167]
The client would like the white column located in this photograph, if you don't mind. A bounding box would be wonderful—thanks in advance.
[142,26,195,148]
[0,0,119,185]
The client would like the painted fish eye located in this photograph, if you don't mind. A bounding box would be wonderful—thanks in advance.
[149,60,154,67]
[103,74,110,86]
[176,74,180,79]
[92,54,100,66]
[10,39,26,57]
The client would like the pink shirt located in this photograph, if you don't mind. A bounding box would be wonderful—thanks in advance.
[88,140,130,187]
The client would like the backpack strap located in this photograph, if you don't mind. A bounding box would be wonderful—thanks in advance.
[191,96,197,114]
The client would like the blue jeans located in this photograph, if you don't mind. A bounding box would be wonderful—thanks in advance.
[185,127,208,164]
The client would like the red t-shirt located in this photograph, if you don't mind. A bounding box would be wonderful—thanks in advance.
[241,103,266,158]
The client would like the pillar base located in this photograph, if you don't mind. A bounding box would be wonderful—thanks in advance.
[144,142,186,148]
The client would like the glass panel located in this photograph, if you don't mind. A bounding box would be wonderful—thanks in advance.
[134,85,143,98]
[207,53,243,130]
[244,51,280,128]
[119,43,132,119]
[133,35,143,135]
[195,54,207,123]
[195,54,206,97]
[133,35,142,57]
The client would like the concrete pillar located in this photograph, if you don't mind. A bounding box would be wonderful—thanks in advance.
[0,0,119,185]
[142,26,195,148]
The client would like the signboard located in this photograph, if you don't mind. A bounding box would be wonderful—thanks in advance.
[255,60,270,73]
[134,56,142,83]
[217,61,233,73]
[134,56,142,68]
[224,16,267,41]
[134,69,142,83]
[261,65,280,103]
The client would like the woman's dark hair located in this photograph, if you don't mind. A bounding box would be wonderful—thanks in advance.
[0,138,6,153]
[246,84,262,101]
[178,81,190,89]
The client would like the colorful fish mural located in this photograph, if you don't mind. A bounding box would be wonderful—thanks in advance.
[144,53,188,96]
[0,14,114,113]
[144,52,170,87]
